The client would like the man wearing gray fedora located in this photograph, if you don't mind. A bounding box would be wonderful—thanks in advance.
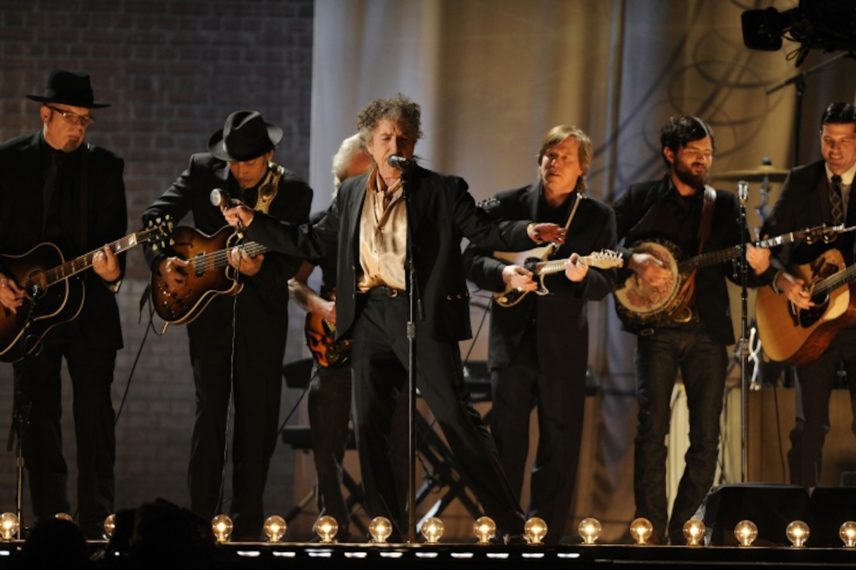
[142,110,312,540]
[0,70,126,537]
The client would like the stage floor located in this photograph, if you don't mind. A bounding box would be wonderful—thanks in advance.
[2,540,856,569]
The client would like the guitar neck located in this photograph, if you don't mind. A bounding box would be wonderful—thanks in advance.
[535,254,600,276]
[816,262,856,296]
[189,241,269,273]
[44,230,151,286]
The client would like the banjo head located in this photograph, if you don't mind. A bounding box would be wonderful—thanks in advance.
[615,241,681,319]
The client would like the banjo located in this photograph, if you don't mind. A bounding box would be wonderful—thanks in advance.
[614,224,842,329]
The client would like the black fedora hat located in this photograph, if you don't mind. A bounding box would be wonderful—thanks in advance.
[208,110,283,162]
[26,70,110,109]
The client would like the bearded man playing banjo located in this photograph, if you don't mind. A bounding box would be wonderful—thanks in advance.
[612,115,773,544]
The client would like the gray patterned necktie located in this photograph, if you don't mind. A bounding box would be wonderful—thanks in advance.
[830,174,844,224]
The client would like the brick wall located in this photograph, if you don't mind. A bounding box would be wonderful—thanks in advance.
[0,0,314,535]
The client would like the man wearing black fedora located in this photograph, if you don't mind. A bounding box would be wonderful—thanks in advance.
[0,70,126,537]
[142,110,312,539]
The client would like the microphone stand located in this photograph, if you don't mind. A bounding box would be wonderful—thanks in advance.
[737,180,750,483]
[401,163,421,544]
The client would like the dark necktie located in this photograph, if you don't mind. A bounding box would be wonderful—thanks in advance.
[829,174,844,224]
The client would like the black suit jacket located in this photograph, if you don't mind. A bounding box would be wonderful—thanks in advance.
[462,183,617,369]
[0,132,126,349]
[614,176,758,344]
[763,160,855,267]
[247,164,534,342]
[142,153,312,348]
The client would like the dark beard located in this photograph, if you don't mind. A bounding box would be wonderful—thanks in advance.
[674,162,708,191]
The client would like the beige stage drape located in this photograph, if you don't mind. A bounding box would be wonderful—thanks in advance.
[307,0,856,541]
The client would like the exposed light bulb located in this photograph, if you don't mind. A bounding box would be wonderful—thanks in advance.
[786,520,809,548]
[734,520,758,547]
[420,517,444,544]
[839,521,856,548]
[103,514,117,540]
[473,516,496,544]
[578,517,602,545]
[368,516,393,543]
[681,518,705,546]
[314,515,339,543]
[263,515,287,542]
[211,514,233,543]
[629,517,654,545]
[523,517,548,545]
[0,513,19,541]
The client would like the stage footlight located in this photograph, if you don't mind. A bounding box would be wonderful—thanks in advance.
[314,515,338,543]
[421,517,444,544]
[682,518,705,546]
[473,516,496,544]
[786,520,809,547]
[735,520,758,546]
[629,517,654,545]
[0,513,19,541]
[839,521,856,547]
[369,516,393,543]
[211,514,233,543]
[263,515,287,542]
[578,517,602,544]
[524,517,547,545]
[103,514,116,540]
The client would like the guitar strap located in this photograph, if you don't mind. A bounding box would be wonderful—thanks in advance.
[79,144,90,251]
[681,186,716,307]
[545,191,584,258]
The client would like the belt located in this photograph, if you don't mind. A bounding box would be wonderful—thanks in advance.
[365,285,405,299]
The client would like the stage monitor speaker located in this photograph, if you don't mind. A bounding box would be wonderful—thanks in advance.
[703,483,810,546]
[808,486,856,546]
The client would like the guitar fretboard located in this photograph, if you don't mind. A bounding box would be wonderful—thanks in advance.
[816,263,856,296]
[189,241,269,273]
[44,229,154,286]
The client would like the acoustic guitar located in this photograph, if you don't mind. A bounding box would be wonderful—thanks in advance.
[756,247,856,366]
[150,225,268,325]
[493,249,623,307]
[0,217,172,362]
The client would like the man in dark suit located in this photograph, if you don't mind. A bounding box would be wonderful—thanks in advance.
[0,70,126,537]
[221,94,565,541]
[142,110,312,540]
[613,115,771,544]
[288,133,371,541]
[462,125,617,544]
[762,102,856,488]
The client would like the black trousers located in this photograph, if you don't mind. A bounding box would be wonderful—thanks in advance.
[350,291,524,539]
[790,327,856,487]
[307,362,353,539]
[186,308,284,540]
[490,328,588,544]
[14,338,116,538]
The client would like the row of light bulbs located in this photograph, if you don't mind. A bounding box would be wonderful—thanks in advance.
[1,511,855,548]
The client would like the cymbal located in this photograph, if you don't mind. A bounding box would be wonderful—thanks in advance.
[714,165,790,183]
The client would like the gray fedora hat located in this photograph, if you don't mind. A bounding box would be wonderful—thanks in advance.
[208,110,283,162]
[26,70,110,109]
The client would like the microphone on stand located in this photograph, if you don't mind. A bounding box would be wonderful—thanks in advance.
[387,155,411,171]
[737,180,749,206]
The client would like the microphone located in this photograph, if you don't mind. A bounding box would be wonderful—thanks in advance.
[209,188,231,208]
[387,155,411,171]
[737,180,749,205]
[210,188,244,233]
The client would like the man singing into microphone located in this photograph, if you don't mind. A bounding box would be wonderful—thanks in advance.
[220,94,565,541]
[141,110,312,540]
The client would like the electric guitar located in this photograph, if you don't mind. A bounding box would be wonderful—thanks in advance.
[303,291,352,368]
[150,225,268,325]
[0,217,173,362]
[614,224,843,329]
[756,247,856,366]
[493,249,624,307]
